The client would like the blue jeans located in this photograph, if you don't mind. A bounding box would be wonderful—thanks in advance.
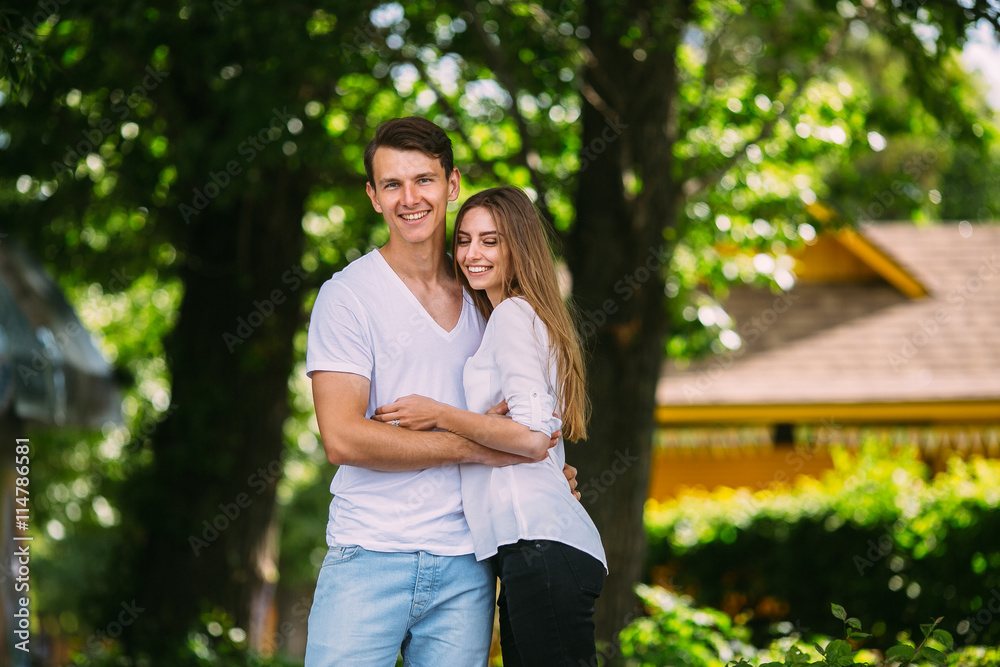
[304,545,495,666]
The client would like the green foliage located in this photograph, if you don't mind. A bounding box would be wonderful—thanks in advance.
[620,594,999,667]
[618,584,758,666]
[734,606,999,667]
[645,440,1000,648]
[0,7,55,104]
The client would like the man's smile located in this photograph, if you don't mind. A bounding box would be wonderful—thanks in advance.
[399,211,430,222]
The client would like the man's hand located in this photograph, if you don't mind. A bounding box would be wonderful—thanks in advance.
[489,400,561,451]
[476,446,545,467]
[486,399,509,417]
[563,463,580,500]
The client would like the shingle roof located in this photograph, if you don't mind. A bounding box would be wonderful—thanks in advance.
[0,241,120,426]
[656,223,1000,407]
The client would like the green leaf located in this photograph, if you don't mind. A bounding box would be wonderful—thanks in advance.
[831,603,847,621]
[786,646,813,665]
[824,639,854,666]
[848,632,872,640]
[846,617,862,630]
[931,629,954,651]
[917,646,948,665]
[885,645,916,662]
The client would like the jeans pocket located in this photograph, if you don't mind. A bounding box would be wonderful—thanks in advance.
[558,543,605,597]
[320,545,362,569]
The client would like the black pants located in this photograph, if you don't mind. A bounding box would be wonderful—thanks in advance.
[492,539,605,667]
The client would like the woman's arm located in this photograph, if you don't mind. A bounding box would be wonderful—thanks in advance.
[372,395,552,459]
[315,373,538,469]
[373,300,562,460]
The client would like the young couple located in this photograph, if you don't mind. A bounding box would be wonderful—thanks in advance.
[304,116,606,666]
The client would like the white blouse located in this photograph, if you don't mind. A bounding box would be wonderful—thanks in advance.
[460,297,607,570]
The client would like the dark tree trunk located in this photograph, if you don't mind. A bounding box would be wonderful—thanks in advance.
[567,0,688,651]
[121,171,308,660]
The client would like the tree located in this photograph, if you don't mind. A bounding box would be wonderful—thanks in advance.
[3,0,998,660]
[1,0,385,658]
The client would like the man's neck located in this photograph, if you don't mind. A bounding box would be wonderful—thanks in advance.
[378,236,453,286]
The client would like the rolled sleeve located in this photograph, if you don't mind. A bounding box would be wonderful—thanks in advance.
[492,299,562,436]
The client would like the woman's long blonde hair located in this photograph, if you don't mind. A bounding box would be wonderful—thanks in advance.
[453,186,590,441]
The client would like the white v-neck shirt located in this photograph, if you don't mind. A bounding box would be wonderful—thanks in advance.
[460,297,607,570]
[306,249,484,555]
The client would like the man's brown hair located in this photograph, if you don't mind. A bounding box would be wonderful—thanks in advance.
[363,117,454,188]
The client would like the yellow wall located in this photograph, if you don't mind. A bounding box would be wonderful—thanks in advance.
[648,424,1000,499]
[649,443,835,499]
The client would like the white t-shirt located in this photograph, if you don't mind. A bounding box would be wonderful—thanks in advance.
[460,297,607,570]
[306,249,485,555]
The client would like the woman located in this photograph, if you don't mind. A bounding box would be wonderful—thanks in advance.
[373,186,607,666]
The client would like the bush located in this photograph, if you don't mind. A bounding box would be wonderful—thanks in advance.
[617,584,758,666]
[644,441,1000,648]
[618,590,1000,667]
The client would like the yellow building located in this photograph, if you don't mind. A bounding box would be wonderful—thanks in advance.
[650,223,1000,499]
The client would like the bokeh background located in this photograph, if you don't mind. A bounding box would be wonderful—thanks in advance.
[2,1,1000,665]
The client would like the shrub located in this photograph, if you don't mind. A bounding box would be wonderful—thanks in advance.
[618,584,759,667]
[618,591,1000,667]
[644,441,1000,648]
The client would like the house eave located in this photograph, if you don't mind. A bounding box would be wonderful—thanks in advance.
[835,228,929,298]
[655,399,1000,426]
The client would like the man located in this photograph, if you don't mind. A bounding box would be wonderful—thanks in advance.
[304,117,575,666]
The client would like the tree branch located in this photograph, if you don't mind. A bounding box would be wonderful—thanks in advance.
[679,22,849,203]
[684,11,739,137]
[341,18,512,195]
[460,0,555,223]
[402,56,511,184]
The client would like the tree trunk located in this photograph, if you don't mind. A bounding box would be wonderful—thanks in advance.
[121,170,308,660]
[567,0,687,651]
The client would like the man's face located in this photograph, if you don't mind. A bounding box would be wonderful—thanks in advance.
[366,148,460,246]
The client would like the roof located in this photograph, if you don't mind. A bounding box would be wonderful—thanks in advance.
[656,223,1000,422]
[0,241,120,426]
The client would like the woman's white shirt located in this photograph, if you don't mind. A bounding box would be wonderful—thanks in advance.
[460,297,607,570]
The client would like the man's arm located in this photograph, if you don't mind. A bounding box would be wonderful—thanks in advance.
[313,371,538,471]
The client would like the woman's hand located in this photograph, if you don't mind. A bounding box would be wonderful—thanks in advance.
[373,395,445,431]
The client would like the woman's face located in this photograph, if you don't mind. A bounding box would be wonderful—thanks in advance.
[455,206,510,307]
